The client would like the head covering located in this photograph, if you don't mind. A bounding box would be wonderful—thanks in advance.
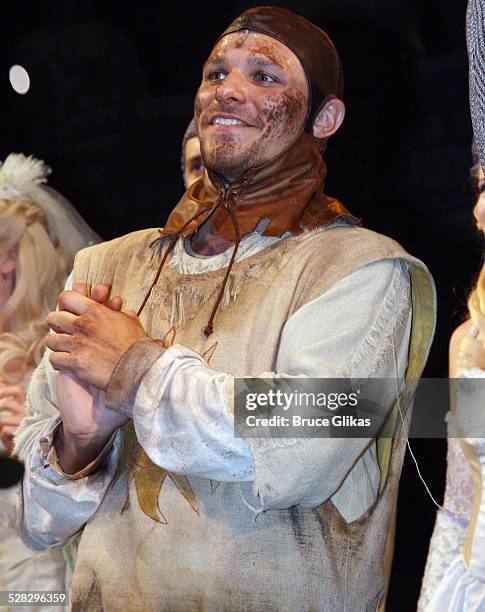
[0,153,100,260]
[467,0,485,171]
[218,6,343,132]
[180,118,198,184]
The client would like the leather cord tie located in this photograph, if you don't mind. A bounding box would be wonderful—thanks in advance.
[137,206,211,317]
[137,185,243,339]
[202,195,241,338]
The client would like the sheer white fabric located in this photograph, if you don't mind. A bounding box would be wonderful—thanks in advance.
[418,435,473,610]
[419,368,485,611]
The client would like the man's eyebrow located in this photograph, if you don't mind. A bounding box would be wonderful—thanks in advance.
[247,55,284,70]
[204,56,225,69]
[204,53,285,71]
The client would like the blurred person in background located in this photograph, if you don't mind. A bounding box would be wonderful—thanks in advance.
[418,156,485,611]
[418,3,485,607]
[181,118,204,189]
[0,153,99,611]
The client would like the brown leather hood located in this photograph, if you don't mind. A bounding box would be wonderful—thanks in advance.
[161,131,359,242]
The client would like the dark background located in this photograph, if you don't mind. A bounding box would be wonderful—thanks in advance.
[0,1,479,609]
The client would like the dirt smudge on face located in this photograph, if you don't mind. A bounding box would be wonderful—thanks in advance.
[204,33,247,66]
[246,43,286,70]
[260,88,307,142]
[233,31,250,49]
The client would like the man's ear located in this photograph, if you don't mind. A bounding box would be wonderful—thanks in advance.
[0,248,17,275]
[312,98,345,139]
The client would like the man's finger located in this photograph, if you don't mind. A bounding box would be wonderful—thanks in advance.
[49,351,76,372]
[106,296,123,311]
[90,284,111,304]
[45,333,74,353]
[58,290,98,316]
[73,283,89,297]
[47,311,78,335]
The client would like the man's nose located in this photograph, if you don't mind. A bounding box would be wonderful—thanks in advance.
[215,70,247,104]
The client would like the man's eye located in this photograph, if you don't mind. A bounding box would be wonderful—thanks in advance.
[253,72,277,83]
[207,70,226,81]
[479,182,485,194]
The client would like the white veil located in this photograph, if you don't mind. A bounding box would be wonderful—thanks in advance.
[0,153,100,260]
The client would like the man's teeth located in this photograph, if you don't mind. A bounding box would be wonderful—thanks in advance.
[213,118,245,125]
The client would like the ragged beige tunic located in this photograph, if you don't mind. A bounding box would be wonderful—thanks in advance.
[16,224,435,611]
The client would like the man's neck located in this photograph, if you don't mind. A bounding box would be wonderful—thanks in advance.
[189,219,235,256]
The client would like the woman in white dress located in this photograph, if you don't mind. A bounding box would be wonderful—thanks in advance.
[0,154,99,611]
[418,160,485,610]
[418,2,485,602]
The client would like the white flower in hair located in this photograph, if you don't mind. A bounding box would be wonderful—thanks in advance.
[0,153,51,200]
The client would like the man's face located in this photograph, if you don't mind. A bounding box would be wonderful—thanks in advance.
[195,31,309,180]
[183,136,204,187]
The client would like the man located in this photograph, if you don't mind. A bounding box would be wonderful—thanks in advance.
[181,118,204,188]
[16,7,436,611]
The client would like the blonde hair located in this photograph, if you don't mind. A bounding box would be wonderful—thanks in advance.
[468,154,485,328]
[468,266,485,330]
[0,198,70,383]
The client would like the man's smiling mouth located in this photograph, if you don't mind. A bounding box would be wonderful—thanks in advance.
[213,117,246,125]
[209,113,254,127]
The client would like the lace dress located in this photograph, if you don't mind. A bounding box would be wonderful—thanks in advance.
[418,369,485,611]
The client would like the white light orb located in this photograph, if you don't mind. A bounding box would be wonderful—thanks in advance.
[9,65,30,95]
